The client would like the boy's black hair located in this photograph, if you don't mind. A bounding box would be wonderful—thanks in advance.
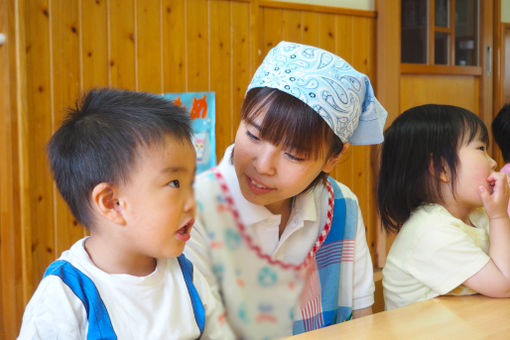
[47,88,192,229]
[240,87,344,189]
[377,104,489,233]
[492,103,510,162]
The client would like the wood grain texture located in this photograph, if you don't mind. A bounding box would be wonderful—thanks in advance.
[280,295,510,339]
[400,74,479,114]
[109,0,136,89]
[81,0,108,90]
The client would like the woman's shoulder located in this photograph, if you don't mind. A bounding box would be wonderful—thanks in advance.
[326,177,359,201]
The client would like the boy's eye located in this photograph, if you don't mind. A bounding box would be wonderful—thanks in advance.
[168,180,180,188]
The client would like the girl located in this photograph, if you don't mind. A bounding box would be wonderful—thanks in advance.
[379,104,510,311]
[184,41,388,338]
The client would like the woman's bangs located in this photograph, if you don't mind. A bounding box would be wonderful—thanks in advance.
[247,96,327,160]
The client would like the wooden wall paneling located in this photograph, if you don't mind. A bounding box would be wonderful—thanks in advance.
[108,0,136,89]
[260,7,283,57]
[51,0,84,256]
[23,0,54,297]
[162,0,186,93]
[81,0,108,90]
[282,9,301,43]
[335,15,353,63]
[231,0,251,142]
[318,13,335,53]
[186,0,209,92]
[209,0,233,158]
[347,17,374,264]
[399,75,479,114]
[301,10,319,46]
[1,0,23,336]
[375,0,400,268]
[332,15,354,189]
[136,0,163,93]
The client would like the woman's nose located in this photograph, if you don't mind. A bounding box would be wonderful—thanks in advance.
[253,143,278,176]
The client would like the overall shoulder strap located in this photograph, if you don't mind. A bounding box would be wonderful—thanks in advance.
[177,254,206,336]
[44,260,117,340]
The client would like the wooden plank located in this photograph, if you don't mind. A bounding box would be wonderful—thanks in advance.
[282,9,301,43]
[136,0,162,93]
[332,15,353,189]
[23,0,54,297]
[335,15,353,63]
[259,0,376,18]
[260,7,283,57]
[209,0,232,157]
[231,0,251,146]
[186,0,209,92]
[81,0,108,90]
[318,12,336,53]
[1,0,24,336]
[374,0,401,268]
[162,0,186,92]
[51,0,84,256]
[400,74,478,113]
[109,0,136,89]
[301,11,319,46]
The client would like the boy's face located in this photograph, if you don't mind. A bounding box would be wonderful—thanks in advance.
[117,135,196,260]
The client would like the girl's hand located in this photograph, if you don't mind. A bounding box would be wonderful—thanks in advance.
[479,172,510,220]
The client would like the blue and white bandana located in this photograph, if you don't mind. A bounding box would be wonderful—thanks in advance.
[247,41,388,145]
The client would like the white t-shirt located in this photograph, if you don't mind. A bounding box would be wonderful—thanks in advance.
[185,145,374,338]
[383,204,490,310]
[18,238,234,339]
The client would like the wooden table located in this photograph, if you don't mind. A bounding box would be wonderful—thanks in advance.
[281,295,510,339]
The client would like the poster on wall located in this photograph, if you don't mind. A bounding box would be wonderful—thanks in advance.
[162,92,216,174]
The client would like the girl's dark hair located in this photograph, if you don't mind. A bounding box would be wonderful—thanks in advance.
[377,104,489,233]
[492,103,510,162]
[240,87,344,189]
[47,88,192,229]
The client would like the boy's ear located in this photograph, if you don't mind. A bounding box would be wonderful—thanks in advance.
[322,143,350,173]
[91,182,126,225]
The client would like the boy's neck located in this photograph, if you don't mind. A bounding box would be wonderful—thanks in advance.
[84,236,157,276]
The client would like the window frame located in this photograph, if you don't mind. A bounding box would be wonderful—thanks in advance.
[401,0,482,75]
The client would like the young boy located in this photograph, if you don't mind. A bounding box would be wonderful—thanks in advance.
[18,88,234,339]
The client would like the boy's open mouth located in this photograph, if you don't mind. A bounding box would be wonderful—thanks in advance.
[175,218,194,242]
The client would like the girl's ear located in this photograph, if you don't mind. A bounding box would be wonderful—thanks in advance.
[91,182,126,225]
[322,143,350,173]
[428,155,450,182]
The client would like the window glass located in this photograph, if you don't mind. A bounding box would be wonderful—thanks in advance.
[435,32,450,65]
[435,0,449,27]
[455,0,479,66]
[401,0,428,64]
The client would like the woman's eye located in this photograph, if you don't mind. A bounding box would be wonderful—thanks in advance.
[168,180,180,188]
[246,130,260,141]
[478,145,486,151]
[285,152,305,161]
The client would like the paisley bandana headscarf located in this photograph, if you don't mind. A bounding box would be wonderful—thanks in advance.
[247,41,388,145]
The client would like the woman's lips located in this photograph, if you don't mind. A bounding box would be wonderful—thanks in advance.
[246,175,274,194]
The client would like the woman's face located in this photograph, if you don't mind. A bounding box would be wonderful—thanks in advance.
[232,112,340,216]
